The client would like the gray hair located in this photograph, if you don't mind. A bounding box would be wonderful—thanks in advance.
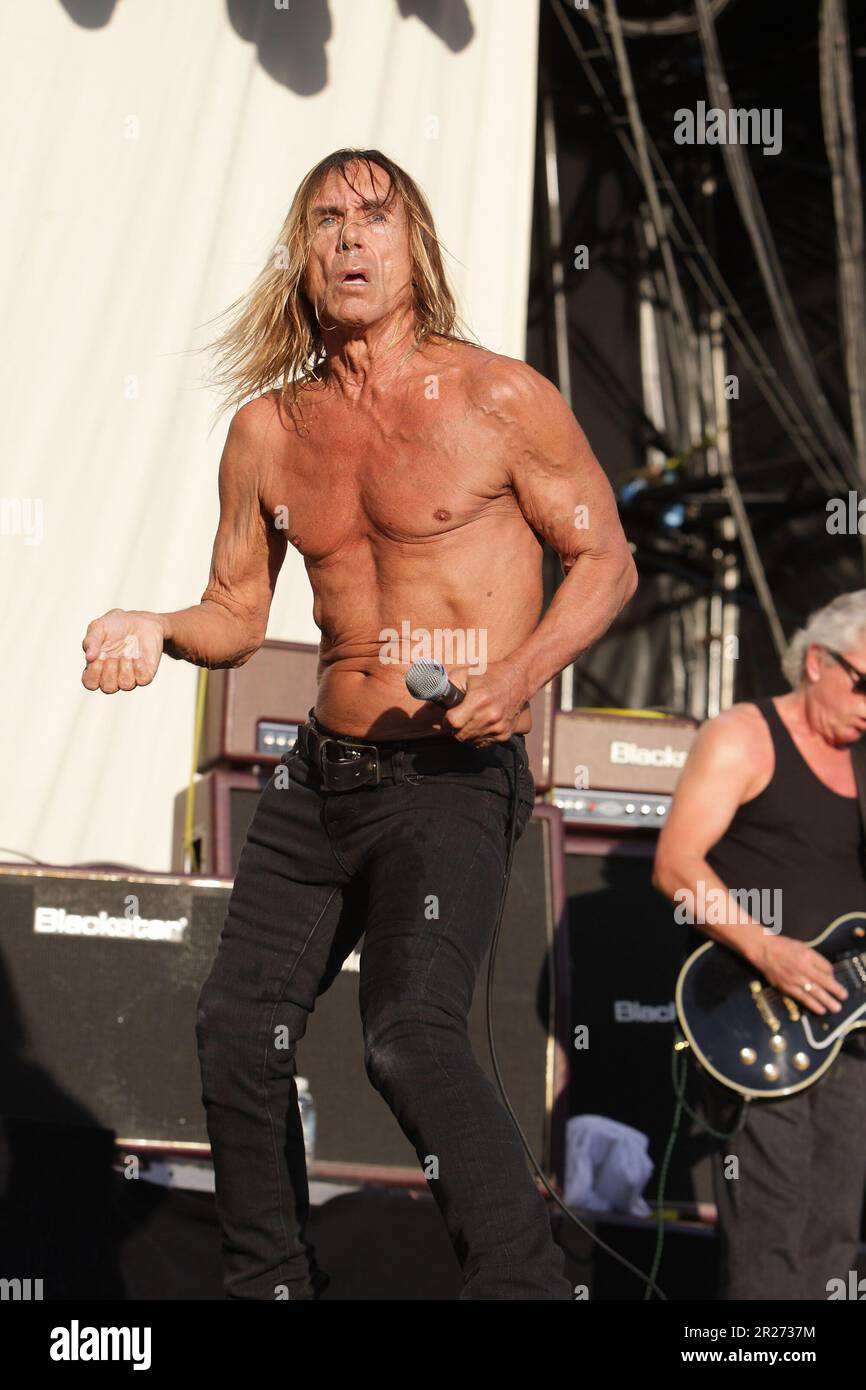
[782,589,866,687]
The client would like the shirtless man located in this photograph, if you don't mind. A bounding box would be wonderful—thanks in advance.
[653,591,866,1299]
[82,150,637,1300]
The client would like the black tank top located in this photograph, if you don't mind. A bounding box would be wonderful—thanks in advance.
[703,697,866,941]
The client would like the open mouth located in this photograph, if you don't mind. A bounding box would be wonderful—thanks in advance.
[340,269,369,284]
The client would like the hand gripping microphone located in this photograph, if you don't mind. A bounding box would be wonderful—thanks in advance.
[404,657,465,709]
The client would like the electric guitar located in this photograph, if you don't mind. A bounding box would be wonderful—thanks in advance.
[675,911,866,1098]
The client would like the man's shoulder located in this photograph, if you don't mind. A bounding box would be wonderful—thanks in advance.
[693,700,771,762]
[226,389,301,450]
[228,392,280,435]
[448,345,564,417]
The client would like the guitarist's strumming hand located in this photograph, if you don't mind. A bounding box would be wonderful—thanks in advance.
[753,934,848,1017]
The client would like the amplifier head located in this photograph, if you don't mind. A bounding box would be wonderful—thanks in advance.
[552,709,698,797]
[199,640,319,771]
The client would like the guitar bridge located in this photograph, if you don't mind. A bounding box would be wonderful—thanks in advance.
[782,995,801,1022]
[750,979,781,1032]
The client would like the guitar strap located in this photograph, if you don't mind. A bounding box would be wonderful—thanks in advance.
[844,739,866,1061]
[849,736,866,876]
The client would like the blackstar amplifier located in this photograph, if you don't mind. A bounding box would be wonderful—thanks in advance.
[563,834,712,1211]
[171,768,266,877]
[0,866,230,1148]
[550,709,699,831]
[197,639,318,770]
[0,811,570,1184]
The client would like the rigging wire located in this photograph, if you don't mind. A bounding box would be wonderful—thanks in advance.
[548,0,850,495]
[694,0,860,488]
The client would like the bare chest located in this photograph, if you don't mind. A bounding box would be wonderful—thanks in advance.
[261,394,514,560]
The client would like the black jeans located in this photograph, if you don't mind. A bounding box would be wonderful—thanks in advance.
[700,1033,866,1299]
[195,719,573,1301]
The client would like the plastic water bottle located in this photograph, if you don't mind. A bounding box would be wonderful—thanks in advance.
[296,1076,316,1163]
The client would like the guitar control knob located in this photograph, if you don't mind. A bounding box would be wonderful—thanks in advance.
[769,1034,786,1053]
[739,1047,757,1065]
[761,1063,780,1082]
[792,1052,811,1071]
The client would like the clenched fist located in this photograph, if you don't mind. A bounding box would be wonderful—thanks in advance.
[81,609,165,694]
[442,659,531,747]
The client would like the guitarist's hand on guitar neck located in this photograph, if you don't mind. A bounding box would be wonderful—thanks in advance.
[752,933,848,1017]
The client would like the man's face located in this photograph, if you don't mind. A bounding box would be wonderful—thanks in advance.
[303,163,413,333]
[808,640,866,742]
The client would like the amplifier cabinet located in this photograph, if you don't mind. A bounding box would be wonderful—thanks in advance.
[171,768,265,876]
[0,810,571,1185]
[563,832,712,1208]
[0,866,230,1148]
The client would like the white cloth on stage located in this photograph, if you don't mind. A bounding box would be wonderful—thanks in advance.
[564,1114,654,1217]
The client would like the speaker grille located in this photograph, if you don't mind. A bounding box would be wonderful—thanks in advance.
[564,841,707,1204]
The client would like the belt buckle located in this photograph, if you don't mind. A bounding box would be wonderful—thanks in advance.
[318,736,379,789]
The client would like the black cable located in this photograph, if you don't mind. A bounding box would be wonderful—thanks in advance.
[484,739,668,1300]
[669,1036,749,1142]
[643,1044,686,1300]
[643,1037,748,1299]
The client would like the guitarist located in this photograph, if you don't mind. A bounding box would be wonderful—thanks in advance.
[653,590,866,1300]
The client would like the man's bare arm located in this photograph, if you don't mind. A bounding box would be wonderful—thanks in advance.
[443,360,637,745]
[162,401,287,667]
[653,712,771,963]
[653,709,846,1015]
[82,400,287,693]
[489,361,637,698]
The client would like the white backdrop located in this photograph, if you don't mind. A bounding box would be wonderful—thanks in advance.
[0,0,540,870]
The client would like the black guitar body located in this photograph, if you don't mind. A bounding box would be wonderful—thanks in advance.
[676,912,866,1097]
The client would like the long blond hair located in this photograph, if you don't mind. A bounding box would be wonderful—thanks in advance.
[203,148,479,426]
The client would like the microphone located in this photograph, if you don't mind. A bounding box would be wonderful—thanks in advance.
[405,658,465,709]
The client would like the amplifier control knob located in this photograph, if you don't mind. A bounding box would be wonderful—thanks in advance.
[761,1063,780,1082]
[739,1047,757,1065]
[769,1034,786,1053]
[792,1052,811,1071]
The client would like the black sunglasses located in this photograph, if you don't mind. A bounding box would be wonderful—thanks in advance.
[826,647,866,694]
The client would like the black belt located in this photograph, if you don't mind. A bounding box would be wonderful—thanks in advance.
[296,710,523,792]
